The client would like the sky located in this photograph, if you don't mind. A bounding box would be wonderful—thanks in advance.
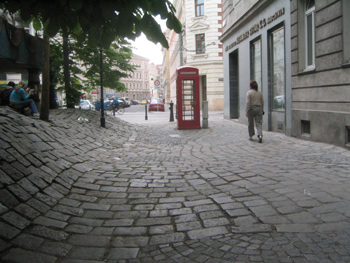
[132,34,164,65]
[131,16,167,65]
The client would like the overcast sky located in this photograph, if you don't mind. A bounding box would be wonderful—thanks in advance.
[132,34,164,65]
[131,16,167,65]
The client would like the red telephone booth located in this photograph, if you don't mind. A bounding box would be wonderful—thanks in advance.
[176,66,200,129]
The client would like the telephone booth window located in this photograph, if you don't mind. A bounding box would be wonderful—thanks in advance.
[182,79,196,121]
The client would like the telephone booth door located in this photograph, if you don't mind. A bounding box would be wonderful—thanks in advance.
[176,66,200,130]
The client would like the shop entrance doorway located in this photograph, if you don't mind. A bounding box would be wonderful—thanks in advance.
[229,50,239,119]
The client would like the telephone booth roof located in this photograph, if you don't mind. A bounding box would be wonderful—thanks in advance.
[177,66,199,72]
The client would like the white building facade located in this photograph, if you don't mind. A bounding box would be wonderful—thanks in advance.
[167,0,224,111]
[111,54,150,101]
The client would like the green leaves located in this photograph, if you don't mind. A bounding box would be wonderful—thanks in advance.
[32,17,42,31]
[139,14,168,48]
[68,0,83,11]
[1,0,182,49]
[166,12,182,33]
[44,18,60,37]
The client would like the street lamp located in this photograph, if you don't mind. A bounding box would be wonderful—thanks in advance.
[100,43,105,128]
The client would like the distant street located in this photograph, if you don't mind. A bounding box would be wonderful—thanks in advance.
[107,104,172,125]
[112,104,224,126]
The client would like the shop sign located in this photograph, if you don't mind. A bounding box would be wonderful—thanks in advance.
[225,8,285,52]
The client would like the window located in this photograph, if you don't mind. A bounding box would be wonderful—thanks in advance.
[270,26,285,111]
[301,120,311,135]
[251,38,262,92]
[342,1,350,65]
[196,34,205,54]
[195,0,204,17]
[305,0,315,69]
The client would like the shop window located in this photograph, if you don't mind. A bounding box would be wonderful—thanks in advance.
[196,34,205,54]
[269,26,285,111]
[250,38,262,92]
[301,120,311,135]
[195,0,204,17]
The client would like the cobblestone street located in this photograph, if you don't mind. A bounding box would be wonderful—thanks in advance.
[1,107,350,262]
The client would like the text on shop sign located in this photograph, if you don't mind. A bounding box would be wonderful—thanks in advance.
[225,8,285,52]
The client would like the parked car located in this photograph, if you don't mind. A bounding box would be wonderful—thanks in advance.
[121,97,131,105]
[131,100,139,105]
[118,98,130,108]
[149,98,165,111]
[140,100,148,105]
[78,100,95,110]
[94,99,112,111]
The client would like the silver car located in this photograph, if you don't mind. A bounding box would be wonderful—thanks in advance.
[78,100,95,110]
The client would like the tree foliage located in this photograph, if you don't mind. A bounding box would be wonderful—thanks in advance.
[50,35,136,107]
[0,0,182,49]
[76,39,136,91]
[50,36,85,107]
[0,0,182,118]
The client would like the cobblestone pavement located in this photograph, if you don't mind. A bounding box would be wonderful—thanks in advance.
[1,107,350,263]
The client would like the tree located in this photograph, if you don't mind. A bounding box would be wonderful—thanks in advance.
[50,35,85,108]
[0,0,182,119]
[1,1,181,49]
[50,35,136,107]
[76,39,136,92]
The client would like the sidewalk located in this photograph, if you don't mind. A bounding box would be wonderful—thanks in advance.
[1,107,350,262]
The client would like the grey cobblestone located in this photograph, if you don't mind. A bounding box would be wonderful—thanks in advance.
[33,216,68,229]
[2,108,350,262]
[1,211,31,229]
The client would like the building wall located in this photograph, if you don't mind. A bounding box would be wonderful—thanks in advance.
[166,0,224,111]
[117,54,150,101]
[222,0,259,32]
[0,17,43,87]
[185,0,224,110]
[168,0,184,105]
[161,39,171,103]
[291,0,350,148]
[149,63,160,99]
[221,0,292,135]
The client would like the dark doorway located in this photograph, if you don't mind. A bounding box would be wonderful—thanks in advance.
[229,50,239,119]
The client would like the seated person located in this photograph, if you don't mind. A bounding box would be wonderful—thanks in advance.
[0,81,15,106]
[9,80,39,117]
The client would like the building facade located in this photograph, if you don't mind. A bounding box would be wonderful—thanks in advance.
[221,0,350,148]
[221,0,292,135]
[149,63,162,100]
[166,0,225,111]
[161,40,171,103]
[290,0,350,148]
[0,11,43,90]
[166,0,185,105]
[108,54,150,101]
